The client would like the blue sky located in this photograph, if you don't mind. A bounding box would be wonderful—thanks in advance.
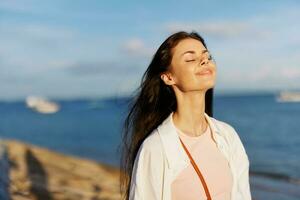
[1,0,300,100]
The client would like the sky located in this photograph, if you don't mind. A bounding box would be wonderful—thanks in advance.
[1,0,300,100]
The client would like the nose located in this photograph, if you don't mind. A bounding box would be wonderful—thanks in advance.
[199,58,209,66]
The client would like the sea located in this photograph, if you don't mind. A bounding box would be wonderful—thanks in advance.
[0,92,299,200]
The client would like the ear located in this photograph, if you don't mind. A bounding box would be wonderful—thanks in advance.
[160,72,175,86]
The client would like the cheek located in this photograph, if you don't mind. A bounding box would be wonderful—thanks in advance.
[173,64,195,82]
[173,65,199,89]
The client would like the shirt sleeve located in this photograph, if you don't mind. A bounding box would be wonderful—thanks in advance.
[229,125,252,200]
[128,141,165,200]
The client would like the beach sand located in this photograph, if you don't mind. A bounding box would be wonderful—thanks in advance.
[2,140,122,200]
[1,139,299,200]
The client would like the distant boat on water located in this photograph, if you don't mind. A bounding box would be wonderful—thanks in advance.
[25,96,60,114]
[276,91,300,103]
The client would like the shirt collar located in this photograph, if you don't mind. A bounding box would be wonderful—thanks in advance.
[157,111,221,169]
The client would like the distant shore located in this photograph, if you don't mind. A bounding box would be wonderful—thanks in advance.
[1,139,299,200]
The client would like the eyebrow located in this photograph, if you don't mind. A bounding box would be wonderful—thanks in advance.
[181,49,208,57]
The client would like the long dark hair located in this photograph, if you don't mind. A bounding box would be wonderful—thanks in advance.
[118,31,214,200]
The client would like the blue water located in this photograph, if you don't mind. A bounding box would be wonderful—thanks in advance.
[214,94,300,182]
[0,93,299,184]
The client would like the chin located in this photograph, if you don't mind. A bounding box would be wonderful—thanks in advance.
[192,84,215,92]
[200,79,216,89]
[205,83,215,91]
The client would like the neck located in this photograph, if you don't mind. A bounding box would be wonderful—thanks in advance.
[172,91,208,137]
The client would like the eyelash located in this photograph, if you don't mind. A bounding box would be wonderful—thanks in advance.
[186,55,213,62]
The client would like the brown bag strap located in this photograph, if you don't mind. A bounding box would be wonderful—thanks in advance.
[179,137,212,200]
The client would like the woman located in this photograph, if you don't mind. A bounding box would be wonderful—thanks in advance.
[119,31,251,200]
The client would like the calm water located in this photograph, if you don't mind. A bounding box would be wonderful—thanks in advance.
[0,93,299,198]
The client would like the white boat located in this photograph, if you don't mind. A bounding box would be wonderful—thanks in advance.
[276,91,300,103]
[25,96,60,114]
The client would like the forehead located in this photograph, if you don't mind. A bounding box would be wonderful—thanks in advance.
[172,38,206,58]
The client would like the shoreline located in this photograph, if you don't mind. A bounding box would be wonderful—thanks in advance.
[1,139,299,200]
[1,139,122,200]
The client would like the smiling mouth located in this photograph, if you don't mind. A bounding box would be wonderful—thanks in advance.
[196,69,212,76]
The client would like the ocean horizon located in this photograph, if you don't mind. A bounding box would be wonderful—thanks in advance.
[1,92,299,199]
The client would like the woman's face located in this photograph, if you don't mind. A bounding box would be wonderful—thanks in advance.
[161,38,216,92]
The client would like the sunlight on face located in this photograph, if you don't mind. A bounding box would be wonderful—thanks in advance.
[168,38,217,92]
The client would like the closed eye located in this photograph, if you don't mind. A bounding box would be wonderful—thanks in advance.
[186,55,213,63]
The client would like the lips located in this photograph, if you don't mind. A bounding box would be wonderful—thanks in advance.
[196,69,212,75]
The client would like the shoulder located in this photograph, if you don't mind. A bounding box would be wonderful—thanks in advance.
[136,129,164,158]
[141,129,163,152]
[211,117,248,152]
[210,117,238,140]
[212,117,249,162]
[133,129,165,172]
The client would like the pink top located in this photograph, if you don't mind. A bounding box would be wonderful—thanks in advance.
[171,124,233,200]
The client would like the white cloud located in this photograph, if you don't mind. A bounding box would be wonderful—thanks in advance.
[281,67,300,79]
[165,20,271,40]
[123,39,144,52]
[121,38,154,57]
[64,61,141,76]
[217,63,300,89]
[1,1,300,100]
[0,1,36,13]
[0,21,76,42]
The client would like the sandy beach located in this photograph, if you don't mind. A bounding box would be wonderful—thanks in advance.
[1,139,299,200]
[1,140,121,200]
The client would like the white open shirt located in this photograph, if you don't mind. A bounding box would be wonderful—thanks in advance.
[129,111,252,200]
